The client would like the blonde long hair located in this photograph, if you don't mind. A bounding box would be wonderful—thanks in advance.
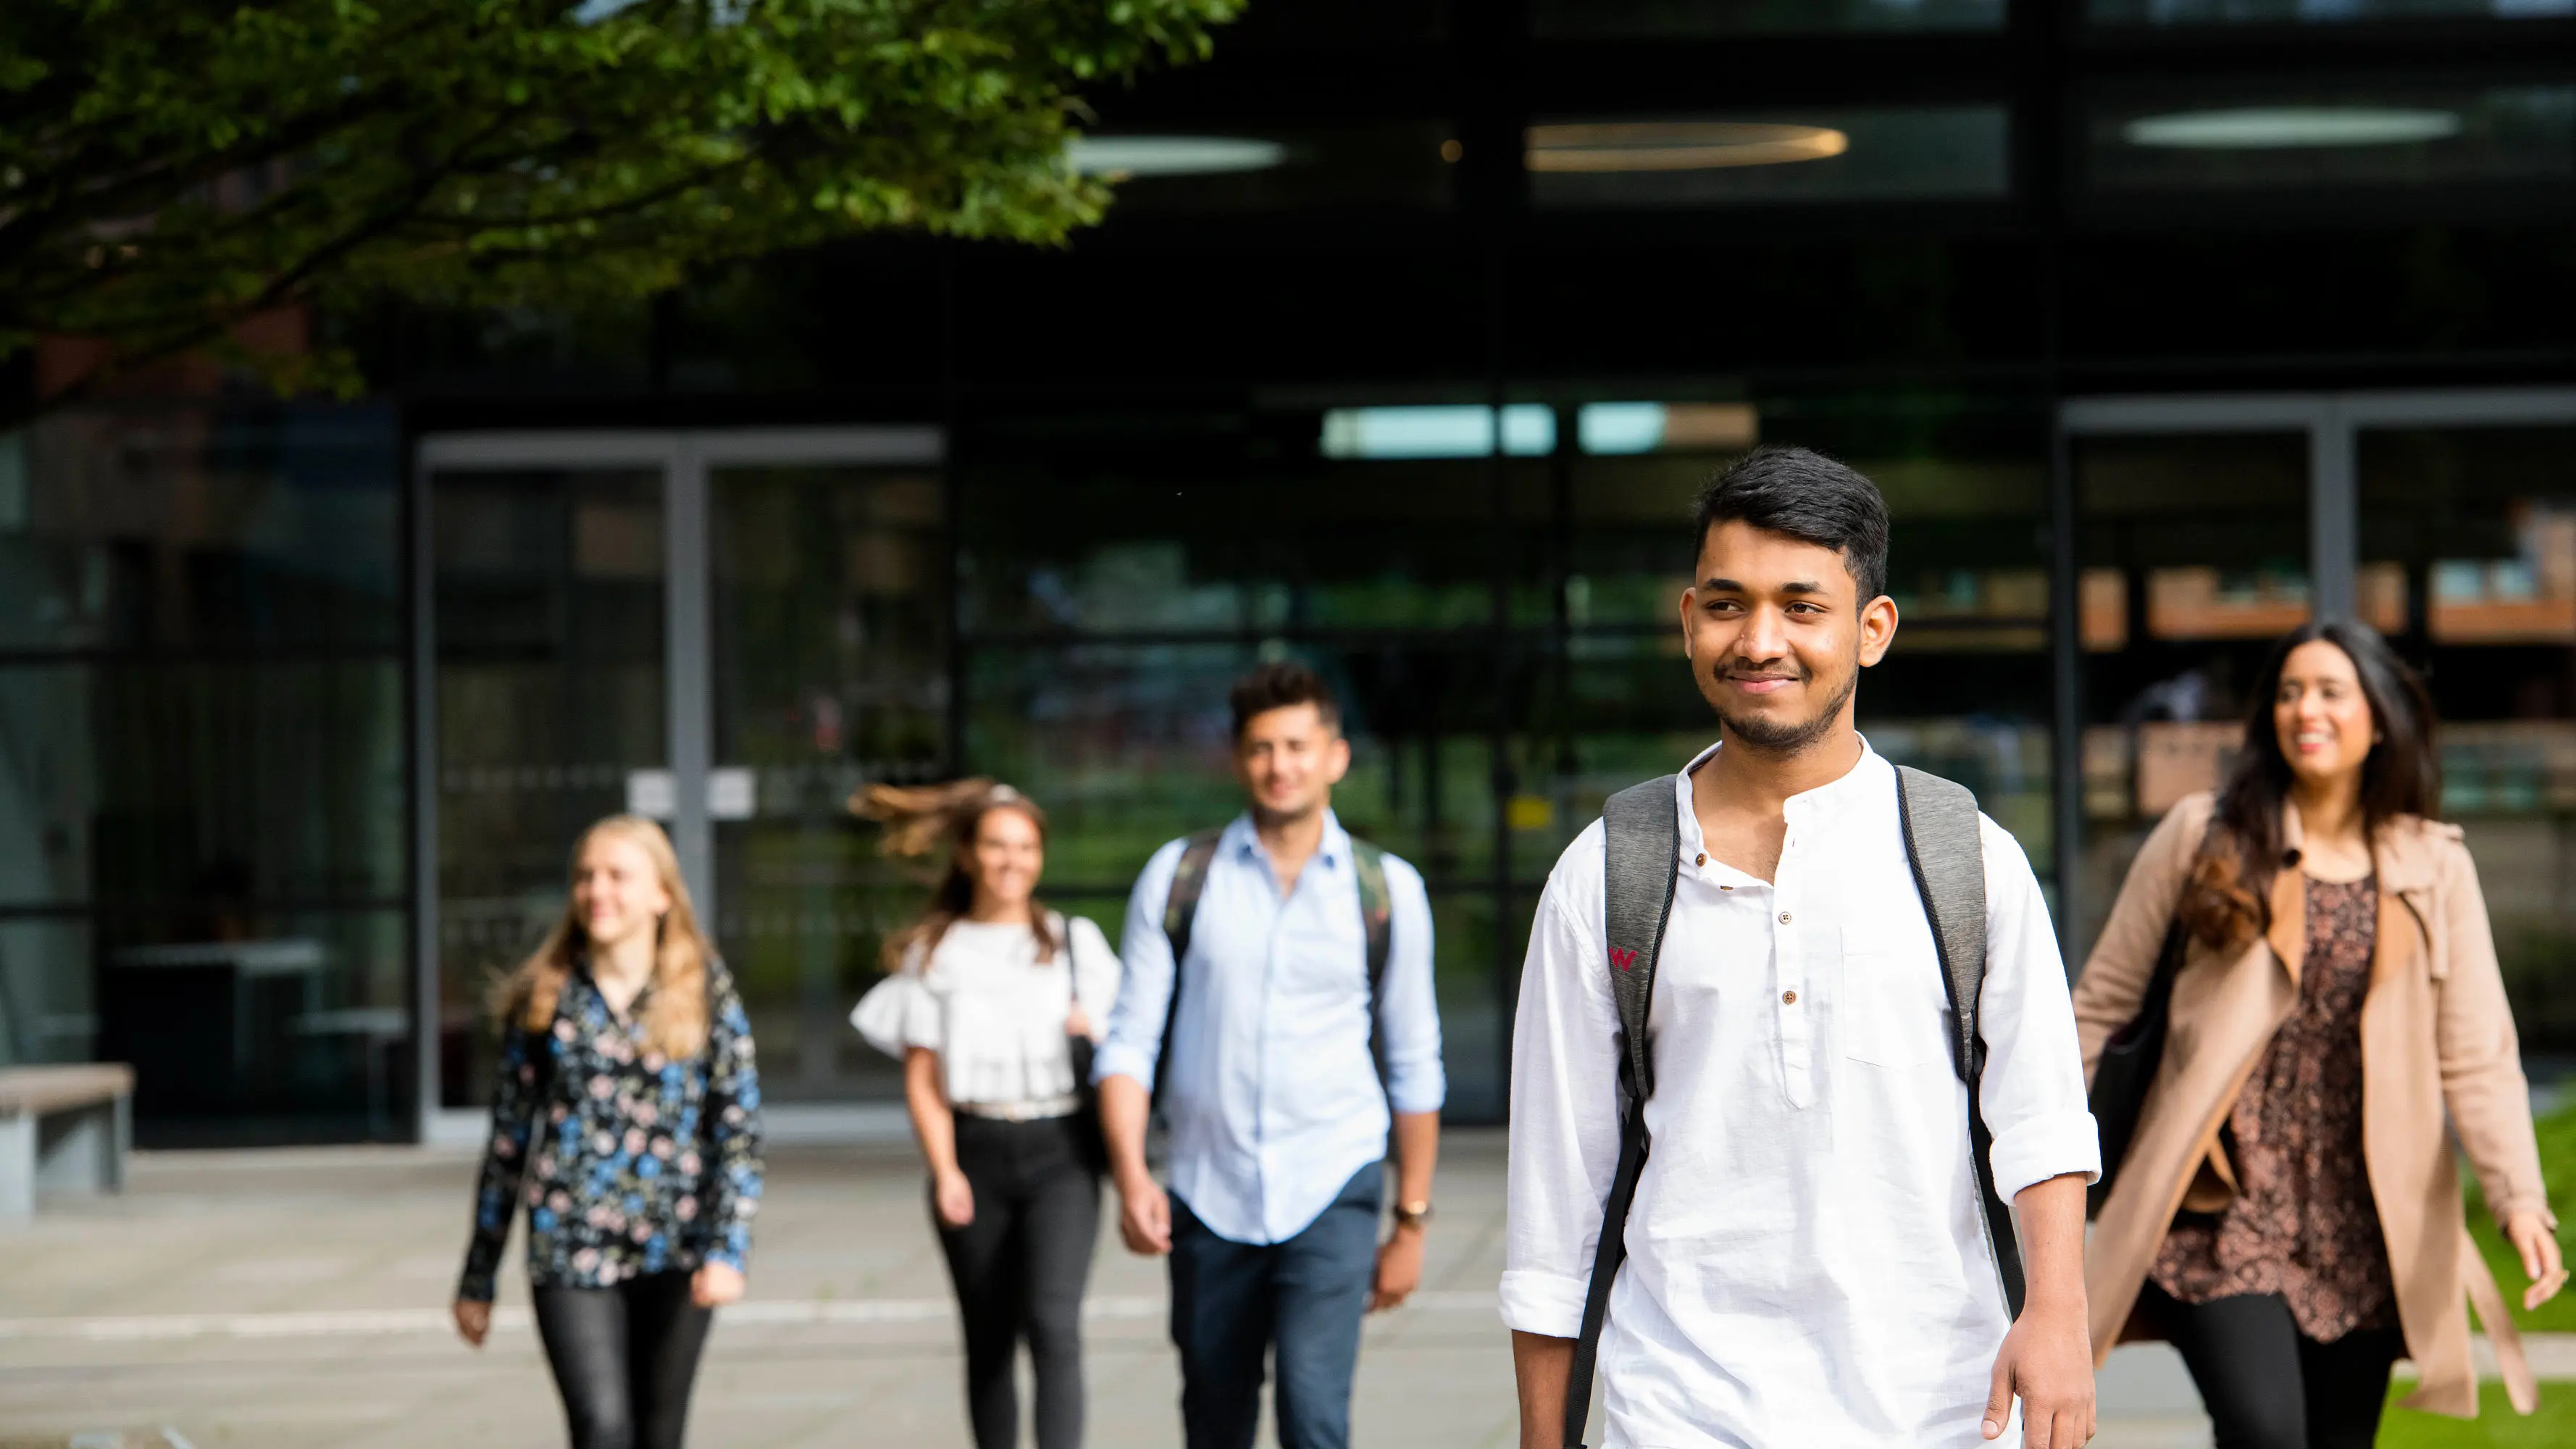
[490,815,715,1058]
[852,778,1056,973]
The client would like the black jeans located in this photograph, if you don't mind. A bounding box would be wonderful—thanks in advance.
[2141,1282,2404,1449]
[530,1271,715,1449]
[1168,1161,1382,1449]
[936,1113,1104,1449]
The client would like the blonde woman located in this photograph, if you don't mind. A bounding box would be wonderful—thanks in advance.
[2077,622,2564,1446]
[453,816,764,1449]
[851,780,1121,1449]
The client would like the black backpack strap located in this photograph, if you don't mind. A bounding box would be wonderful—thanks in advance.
[1894,764,2025,1319]
[1351,838,1394,1090]
[1151,829,1226,1115]
[1565,774,1681,1449]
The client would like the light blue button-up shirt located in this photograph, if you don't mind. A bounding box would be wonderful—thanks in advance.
[1095,809,1444,1245]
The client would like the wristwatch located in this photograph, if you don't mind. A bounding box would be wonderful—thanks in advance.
[1391,1200,1434,1230]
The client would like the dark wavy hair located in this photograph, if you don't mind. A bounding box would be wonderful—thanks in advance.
[2176,620,2441,951]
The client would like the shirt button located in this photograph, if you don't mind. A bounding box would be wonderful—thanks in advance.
[1695,853,1707,867]
[1782,990,1799,1004]
[1778,911,1792,924]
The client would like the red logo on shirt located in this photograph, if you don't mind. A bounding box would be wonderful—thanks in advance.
[1608,946,1637,972]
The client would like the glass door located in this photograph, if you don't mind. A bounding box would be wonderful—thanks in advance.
[2357,406,2576,1066]
[2061,403,2324,954]
[421,441,672,1113]
[415,428,946,1131]
[703,435,948,1102]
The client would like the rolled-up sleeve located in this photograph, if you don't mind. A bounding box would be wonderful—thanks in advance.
[1377,854,1445,1116]
[1095,838,1186,1092]
[1501,824,1625,1339]
[1974,817,2104,1202]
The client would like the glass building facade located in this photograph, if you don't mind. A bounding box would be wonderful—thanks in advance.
[5,4,2574,1142]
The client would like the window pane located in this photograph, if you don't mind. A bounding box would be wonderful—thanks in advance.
[960,409,1510,635]
[1529,107,2011,208]
[99,906,409,1145]
[2072,431,2310,953]
[1534,0,2004,35]
[432,467,666,1109]
[709,462,948,1101]
[2358,424,2576,1055]
[2085,82,2576,197]
[1,402,399,652]
[2090,0,2572,24]
[1079,124,1457,214]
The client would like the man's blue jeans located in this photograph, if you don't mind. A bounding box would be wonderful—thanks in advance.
[1168,1161,1382,1449]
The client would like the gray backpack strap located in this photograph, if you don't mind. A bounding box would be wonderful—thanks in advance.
[1893,764,2025,1319]
[1351,839,1395,1092]
[1565,774,1681,1449]
[1151,830,1226,1117]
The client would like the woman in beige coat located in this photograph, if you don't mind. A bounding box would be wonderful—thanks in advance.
[2075,620,2564,1448]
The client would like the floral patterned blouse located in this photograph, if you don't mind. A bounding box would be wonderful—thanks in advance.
[2152,874,2396,1340]
[456,959,764,1303]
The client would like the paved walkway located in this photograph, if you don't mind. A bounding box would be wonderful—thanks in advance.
[0,1132,2555,1448]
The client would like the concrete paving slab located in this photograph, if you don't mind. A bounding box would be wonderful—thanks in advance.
[0,1130,2556,1448]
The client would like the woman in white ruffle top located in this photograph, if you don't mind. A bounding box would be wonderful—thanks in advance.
[849,779,1121,1449]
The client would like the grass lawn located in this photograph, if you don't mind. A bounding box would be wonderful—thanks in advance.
[2464,1099,2576,1335]
[2378,1383,2576,1446]
[2376,1100,2575,1443]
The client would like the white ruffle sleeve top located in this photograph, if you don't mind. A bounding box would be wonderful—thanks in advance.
[850,913,1123,1108]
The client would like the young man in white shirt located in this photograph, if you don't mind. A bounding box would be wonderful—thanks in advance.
[1505,446,2102,1449]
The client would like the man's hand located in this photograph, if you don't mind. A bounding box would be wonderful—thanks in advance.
[452,1298,491,1348]
[1983,1301,2094,1448]
[1371,1222,1424,1311]
[1989,1172,2095,1448]
[1117,1170,1173,1256]
[2506,1210,2568,1311]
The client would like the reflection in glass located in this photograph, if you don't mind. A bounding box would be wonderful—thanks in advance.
[1085,124,1455,213]
[710,464,948,1099]
[2086,83,2576,195]
[2359,425,2576,1054]
[432,468,666,1109]
[1,404,399,652]
[1534,0,2003,34]
[958,420,1509,635]
[0,398,407,1142]
[1529,107,2010,208]
[2073,432,2309,953]
[2091,0,2570,22]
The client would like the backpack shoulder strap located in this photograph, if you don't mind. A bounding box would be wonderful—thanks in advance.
[1152,830,1226,1113]
[1599,776,1681,1103]
[1564,774,1681,1449]
[1350,838,1394,1089]
[1892,764,2025,1319]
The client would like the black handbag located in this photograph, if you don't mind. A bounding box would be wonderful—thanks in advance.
[1060,917,1110,1173]
[2087,919,2188,1219]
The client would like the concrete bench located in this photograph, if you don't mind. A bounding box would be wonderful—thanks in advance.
[0,1063,134,1219]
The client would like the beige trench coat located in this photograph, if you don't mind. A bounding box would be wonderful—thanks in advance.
[2073,791,2554,1417]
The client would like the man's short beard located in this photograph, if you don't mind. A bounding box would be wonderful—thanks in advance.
[1713,664,1858,756]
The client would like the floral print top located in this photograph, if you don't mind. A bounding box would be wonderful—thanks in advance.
[456,959,764,1303]
[2153,874,2396,1340]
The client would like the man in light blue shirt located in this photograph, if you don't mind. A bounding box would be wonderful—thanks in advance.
[1095,661,1444,1449]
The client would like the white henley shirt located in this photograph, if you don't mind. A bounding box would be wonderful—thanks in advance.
[1502,741,2101,1448]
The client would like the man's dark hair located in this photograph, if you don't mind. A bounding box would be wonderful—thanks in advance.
[1690,445,1890,604]
[1229,660,1342,740]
